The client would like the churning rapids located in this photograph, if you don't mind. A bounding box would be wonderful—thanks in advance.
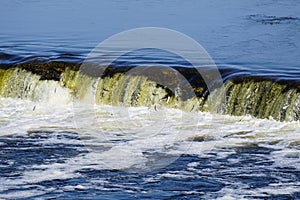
[0,59,299,199]
[1,61,300,121]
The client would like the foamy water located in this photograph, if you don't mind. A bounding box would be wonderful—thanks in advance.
[0,86,299,199]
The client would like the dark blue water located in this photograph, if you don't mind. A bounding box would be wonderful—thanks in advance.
[1,0,300,77]
[1,132,299,199]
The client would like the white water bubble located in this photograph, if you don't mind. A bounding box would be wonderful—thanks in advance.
[74,27,224,173]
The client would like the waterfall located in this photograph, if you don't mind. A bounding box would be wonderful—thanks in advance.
[215,79,300,121]
[1,65,299,121]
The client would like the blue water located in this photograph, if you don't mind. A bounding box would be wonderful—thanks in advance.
[1,0,300,76]
[0,132,221,199]
[1,0,300,199]
[1,132,299,199]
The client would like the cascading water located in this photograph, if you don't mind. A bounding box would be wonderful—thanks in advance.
[217,79,300,121]
[0,68,71,104]
[1,65,300,121]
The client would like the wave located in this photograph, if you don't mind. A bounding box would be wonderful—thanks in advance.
[0,61,299,121]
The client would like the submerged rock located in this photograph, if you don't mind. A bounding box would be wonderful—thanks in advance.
[15,60,80,81]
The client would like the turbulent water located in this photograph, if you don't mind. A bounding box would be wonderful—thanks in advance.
[1,0,300,199]
[0,59,300,199]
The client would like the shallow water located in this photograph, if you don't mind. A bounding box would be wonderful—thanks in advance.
[1,0,300,199]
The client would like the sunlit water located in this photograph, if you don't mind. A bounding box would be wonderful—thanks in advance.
[1,0,300,199]
[1,97,300,199]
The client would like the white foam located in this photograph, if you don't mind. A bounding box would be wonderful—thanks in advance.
[1,97,300,197]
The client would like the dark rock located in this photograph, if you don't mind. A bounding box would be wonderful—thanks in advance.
[15,60,80,81]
